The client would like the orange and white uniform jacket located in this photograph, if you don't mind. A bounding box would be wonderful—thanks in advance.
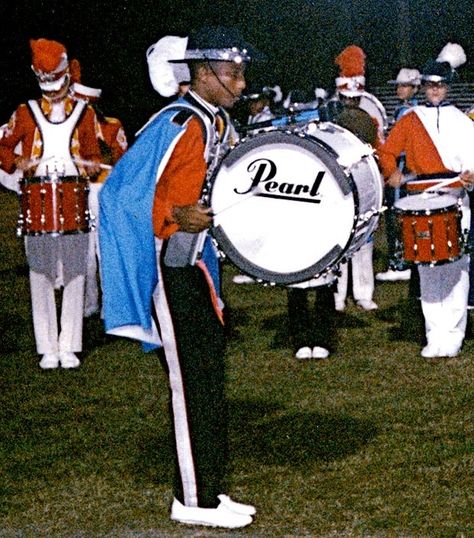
[378,104,474,181]
[0,96,101,175]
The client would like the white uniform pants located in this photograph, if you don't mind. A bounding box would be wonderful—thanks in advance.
[25,234,88,355]
[30,271,85,354]
[84,182,103,316]
[418,256,469,351]
[334,241,375,305]
[418,194,471,351]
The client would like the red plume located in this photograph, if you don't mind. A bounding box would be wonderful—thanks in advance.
[69,59,82,84]
[335,45,366,77]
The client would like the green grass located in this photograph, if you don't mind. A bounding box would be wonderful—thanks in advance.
[1,188,473,537]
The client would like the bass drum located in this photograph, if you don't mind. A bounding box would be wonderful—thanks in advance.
[208,124,384,285]
[359,91,388,136]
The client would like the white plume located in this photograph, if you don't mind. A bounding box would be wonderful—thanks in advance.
[437,42,467,69]
[270,85,283,103]
[315,87,328,100]
[146,36,189,97]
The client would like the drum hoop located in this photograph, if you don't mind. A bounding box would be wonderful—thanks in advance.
[393,204,459,216]
[22,175,89,185]
[20,228,90,237]
[211,223,343,285]
[209,129,370,284]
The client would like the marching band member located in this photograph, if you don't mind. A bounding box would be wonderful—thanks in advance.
[378,43,474,359]
[232,83,282,285]
[331,45,380,312]
[0,38,101,369]
[69,71,128,318]
[376,68,421,283]
[99,27,255,528]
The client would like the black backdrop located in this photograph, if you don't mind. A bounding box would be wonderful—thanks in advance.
[2,0,473,137]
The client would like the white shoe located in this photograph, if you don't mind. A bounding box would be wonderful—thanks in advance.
[59,352,81,369]
[170,498,253,528]
[356,300,378,311]
[437,346,460,358]
[217,494,256,516]
[421,344,440,358]
[335,301,345,312]
[295,346,312,359]
[232,274,255,284]
[39,353,60,369]
[375,269,411,282]
[312,346,330,359]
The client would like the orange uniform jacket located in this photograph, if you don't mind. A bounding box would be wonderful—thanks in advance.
[152,117,207,239]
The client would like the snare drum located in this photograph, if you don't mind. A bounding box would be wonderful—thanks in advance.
[393,193,463,265]
[208,124,384,285]
[17,174,91,236]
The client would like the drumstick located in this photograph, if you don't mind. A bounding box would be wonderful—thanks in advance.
[421,176,461,198]
[73,158,112,170]
[212,185,264,216]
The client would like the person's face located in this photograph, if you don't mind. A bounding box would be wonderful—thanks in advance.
[41,75,71,102]
[198,61,247,108]
[249,98,268,116]
[396,84,417,100]
[424,81,448,106]
[341,95,361,108]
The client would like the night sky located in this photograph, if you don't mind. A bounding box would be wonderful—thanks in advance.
[2,0,473,136]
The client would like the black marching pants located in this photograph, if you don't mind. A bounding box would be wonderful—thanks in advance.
[157,254,228,509]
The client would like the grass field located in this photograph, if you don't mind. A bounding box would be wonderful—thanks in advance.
[1,188,473,537]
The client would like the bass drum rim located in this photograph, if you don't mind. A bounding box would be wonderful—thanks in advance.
[209,130,358,285]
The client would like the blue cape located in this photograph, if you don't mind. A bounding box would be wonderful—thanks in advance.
[99,100,220,350]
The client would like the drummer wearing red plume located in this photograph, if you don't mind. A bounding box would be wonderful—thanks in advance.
[0,38,101,370]
[378,43,474,359]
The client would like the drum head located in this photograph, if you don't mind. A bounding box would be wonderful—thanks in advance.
[210,130,358,285]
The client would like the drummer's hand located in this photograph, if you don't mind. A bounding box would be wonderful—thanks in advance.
[387,169,403,188]
[85,162,101,178]
[15,156,34,172]
[172,203,213,233]
[460,170,474,189]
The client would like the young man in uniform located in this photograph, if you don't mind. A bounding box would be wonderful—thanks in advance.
[99,27,256,529]
[378,43,474,358]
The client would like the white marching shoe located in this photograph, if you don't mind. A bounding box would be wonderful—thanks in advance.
[170,498,253,528]
[59,352,81,369]
[295,346,312,359]
[421,344,440,358]
[312,346,330,359]
[356,300,378,311]
[217,494,256,516]
[421,342,460,359]
[376,268,411,282]
[232,274,255,284]
[39,353,60,369]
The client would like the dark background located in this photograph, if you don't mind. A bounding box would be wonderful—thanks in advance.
[1,0,473,137]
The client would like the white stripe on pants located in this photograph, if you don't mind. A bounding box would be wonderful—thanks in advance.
[85,182,103,316]
[334,241,375,304]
